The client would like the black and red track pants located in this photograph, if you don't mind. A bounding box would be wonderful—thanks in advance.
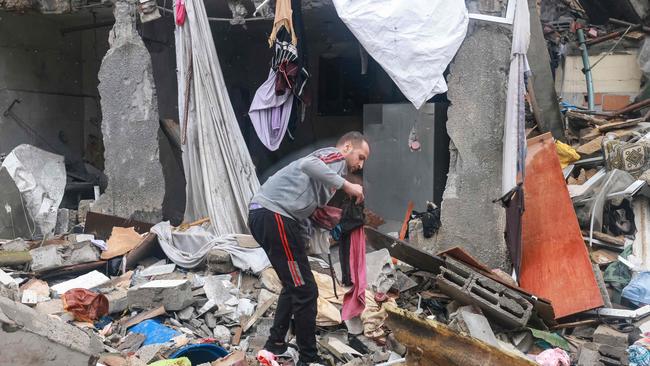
[248,207,319,362]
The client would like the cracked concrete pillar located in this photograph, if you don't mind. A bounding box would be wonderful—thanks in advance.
[93,0,164,222]
[435,22,511,270]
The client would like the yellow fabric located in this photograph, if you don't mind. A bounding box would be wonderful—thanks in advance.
[555,140,580,168]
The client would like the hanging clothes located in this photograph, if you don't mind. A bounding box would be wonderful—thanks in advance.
[341,227,366,321]
[249,70,294,151]
[268,0,297,47]
[338,199,365,286]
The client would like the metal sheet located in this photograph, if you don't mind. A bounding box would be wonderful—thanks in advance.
[363,103,438,232]
[520,133,603,319]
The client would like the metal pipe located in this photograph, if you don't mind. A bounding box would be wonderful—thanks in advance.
[577,29,595,111]
[609,18,650,33]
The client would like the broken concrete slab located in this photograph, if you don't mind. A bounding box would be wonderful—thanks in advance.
[128,279,193,311]
[30,241,101,272]
[0,296,103,366]
[448,305,499,348]
[106,289,129,314]
[140,263,176,277]
[177,306,195,321]
[1,238,29,251]
[51,270,111,297]
[93,0,164,223]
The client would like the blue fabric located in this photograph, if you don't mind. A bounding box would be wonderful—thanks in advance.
[622,272,650,306]
[129,319,180,346]
[629,344,650,366]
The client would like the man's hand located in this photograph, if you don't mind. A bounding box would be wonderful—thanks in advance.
[342,181,365,204]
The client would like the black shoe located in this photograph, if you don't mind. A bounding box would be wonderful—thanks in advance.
[263,341,288,355]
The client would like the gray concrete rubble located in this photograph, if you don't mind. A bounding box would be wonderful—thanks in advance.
[435,22,511,270]
[128,279,194,311]
[206,248,237,274]
[0,296,103,366]
[30,241,100,272]
[93,0,164,223]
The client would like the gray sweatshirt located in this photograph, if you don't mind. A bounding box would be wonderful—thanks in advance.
[251,147,347,220]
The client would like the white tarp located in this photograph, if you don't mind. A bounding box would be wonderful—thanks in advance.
[175,0,260,236]
[152,221,270,273]
[332,0,469,109]
[501,0,530,196]
[1,144,66,238]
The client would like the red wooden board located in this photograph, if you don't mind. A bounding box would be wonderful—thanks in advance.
[520,133,603,319]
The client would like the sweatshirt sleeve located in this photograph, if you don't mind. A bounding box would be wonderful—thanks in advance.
[298,156,346,189]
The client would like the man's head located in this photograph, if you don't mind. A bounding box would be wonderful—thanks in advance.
[337,131,370,173]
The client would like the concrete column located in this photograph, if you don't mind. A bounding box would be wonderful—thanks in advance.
[435,22,511,270]
[93,0,164,222]
[527,0,565,139]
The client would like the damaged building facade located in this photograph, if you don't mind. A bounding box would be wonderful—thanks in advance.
[1,0,650,365]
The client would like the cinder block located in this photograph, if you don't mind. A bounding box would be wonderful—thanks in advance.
[436,257,533,328]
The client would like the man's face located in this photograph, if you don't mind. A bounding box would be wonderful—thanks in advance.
[343,141,370,173]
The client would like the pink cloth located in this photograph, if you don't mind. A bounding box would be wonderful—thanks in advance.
[342,227,366,320]
[535,348,570,366]
[175,0,186,25]
[310,205,342,230]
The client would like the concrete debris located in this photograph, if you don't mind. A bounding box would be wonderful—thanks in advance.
[127,279,194,311]
[51,270,111,297]
[30,241,100,272]
[1,5,649,363]
[0,296,103,366]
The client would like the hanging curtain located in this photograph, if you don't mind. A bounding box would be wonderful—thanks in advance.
[174,0,260,235]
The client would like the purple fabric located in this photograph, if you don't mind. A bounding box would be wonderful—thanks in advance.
[249,69,293,151]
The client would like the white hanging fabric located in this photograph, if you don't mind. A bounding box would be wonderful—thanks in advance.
[501,0,531,197]
[332,0,469,109]
[174,0,260,236]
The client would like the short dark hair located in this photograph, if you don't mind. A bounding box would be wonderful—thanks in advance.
[337,131,368,148]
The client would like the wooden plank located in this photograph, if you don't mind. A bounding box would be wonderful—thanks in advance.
[242,295,278,333]
[365,226,444,274]
[521,133,603,319]
[581,231,625,246]
[576,136,604,155]
[399,201,414,240]
[597,119,641,132]
[120,305,166,328]
[385,306,537,366]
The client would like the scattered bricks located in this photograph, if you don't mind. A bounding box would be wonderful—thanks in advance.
[436,257,533,328]
[206,248,237,274]
[127,279,194,311]
[593,325,629,349]
[602,95,631,111]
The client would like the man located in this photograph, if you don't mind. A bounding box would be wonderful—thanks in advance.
[248,131,369,365]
